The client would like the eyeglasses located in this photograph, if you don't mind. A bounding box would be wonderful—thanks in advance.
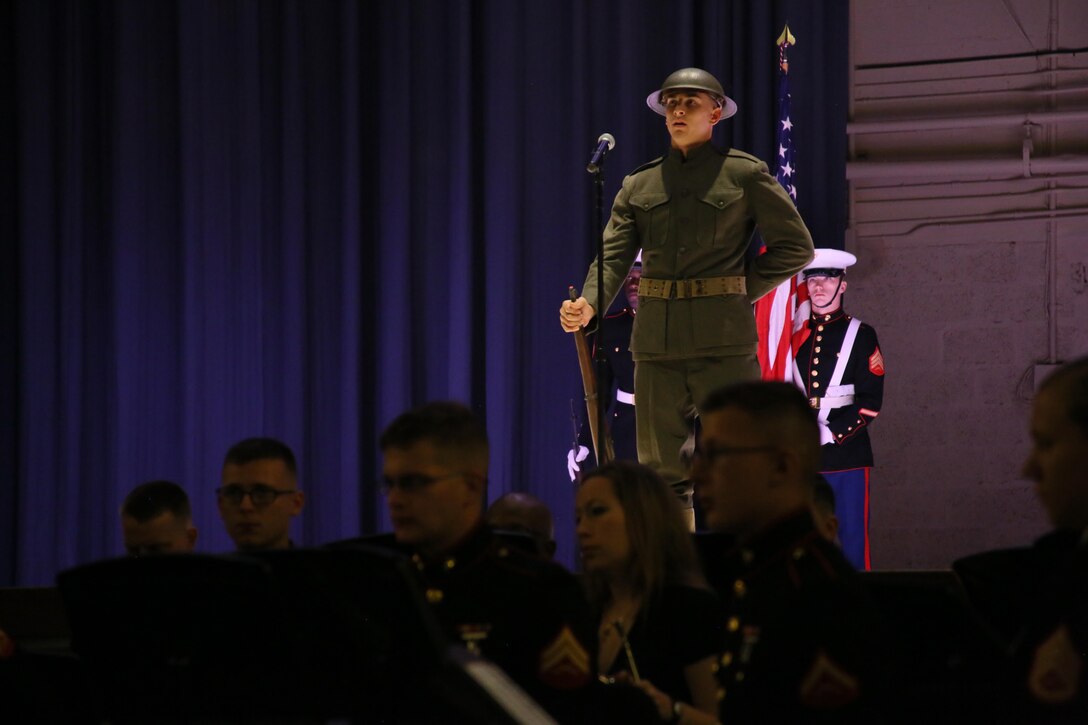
[216,485,297,508]
[692,445,778,467]
[380,472,465,495]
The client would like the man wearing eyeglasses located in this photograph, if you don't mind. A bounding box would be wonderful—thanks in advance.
[217,437,305,551]
[679,381,885,723]
[560,67,813,530]
[378,402,604,719]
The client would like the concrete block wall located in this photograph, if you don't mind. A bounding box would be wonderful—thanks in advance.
[849,0,1088,568]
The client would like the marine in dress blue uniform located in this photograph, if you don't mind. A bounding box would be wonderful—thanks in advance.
[691,381,889,723]
[955,358,1088,723]
[378,402,597,721]
[793,249,884,570]
[707,509,885,723]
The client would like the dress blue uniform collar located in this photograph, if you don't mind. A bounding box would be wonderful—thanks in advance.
[410,521,492,574]
[808,308,847,327]
[724,507,821,572]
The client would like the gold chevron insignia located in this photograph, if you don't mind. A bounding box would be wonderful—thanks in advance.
[538,626,591,689]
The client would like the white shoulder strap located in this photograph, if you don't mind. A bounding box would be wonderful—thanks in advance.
[829,318,862,388]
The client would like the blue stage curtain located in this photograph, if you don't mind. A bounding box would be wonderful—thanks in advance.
[1,0,847,584]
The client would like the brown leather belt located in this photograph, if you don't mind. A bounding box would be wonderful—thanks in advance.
[638,275,747,299]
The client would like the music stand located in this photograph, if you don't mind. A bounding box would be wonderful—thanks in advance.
[57,554,283,720]
[237,544,449,719]
[859,570,1006,720]
[58,546,560,723]
[952,546,1036,647]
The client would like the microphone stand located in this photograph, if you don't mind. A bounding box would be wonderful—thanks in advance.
[590,164,607,465]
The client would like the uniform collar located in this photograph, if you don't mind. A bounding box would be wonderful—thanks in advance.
[1034,527,1087,553]
[410,521,492,575]
[726,508,820,571]
[808,308,847,327]
[667,141,720,165]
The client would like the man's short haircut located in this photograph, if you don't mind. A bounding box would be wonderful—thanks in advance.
[121,480,192,522]
[223,437,297,475]
[379,401,489,474]
[1040,356,1088,433]
[700,381,821,473]
[812,474,836,514]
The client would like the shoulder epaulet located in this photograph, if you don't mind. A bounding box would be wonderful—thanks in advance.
[726,149,761,164]
[629,156,664,175]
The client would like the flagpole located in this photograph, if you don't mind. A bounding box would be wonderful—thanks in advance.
[756,23,804,383]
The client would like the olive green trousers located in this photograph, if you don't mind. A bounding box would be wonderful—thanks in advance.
[634,354,761,512]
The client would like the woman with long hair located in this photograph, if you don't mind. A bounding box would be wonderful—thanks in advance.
[575,460,721,722]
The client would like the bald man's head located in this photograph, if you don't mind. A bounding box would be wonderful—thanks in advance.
[486,492,556,558]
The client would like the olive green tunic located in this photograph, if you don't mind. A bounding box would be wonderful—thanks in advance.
[582,142,814,361]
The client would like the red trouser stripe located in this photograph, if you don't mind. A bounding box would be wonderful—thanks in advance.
[863,466,871,571]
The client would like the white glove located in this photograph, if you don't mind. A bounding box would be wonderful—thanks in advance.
[819,423,835,446]
[567,445,590,481]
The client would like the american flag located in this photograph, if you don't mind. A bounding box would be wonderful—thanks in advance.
[756,24,808,382]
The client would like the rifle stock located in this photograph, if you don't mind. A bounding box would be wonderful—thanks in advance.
[569,287,614,465]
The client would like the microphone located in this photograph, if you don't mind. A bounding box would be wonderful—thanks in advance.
[586,132,616,174]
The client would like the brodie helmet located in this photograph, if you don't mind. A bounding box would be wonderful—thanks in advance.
[645,67,738,119]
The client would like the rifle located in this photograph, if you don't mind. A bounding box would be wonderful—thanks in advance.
[568,399,585,484]
[568,286,614,465]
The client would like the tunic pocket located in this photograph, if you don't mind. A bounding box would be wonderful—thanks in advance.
[697,189,745,247]
[630,192,670,249]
